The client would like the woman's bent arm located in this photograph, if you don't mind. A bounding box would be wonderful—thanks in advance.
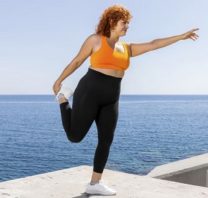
[55,34,96,83]
[55,57,82,84]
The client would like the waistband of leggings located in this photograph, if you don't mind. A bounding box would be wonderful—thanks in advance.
[87,68,123,82]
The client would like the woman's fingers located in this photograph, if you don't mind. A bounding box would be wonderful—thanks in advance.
[194,34,199,39]
[182,28,199,40]
[193,35,198,41]
[191,35,196,41]
[191,28,199,32]
[191,36,196,41]
[193,33,199,40]
[189,30,199,41]
[188,28,199,36]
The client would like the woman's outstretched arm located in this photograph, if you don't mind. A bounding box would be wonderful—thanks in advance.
[128,28,199,57]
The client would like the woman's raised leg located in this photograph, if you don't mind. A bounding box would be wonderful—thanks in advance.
[59,79,99,143]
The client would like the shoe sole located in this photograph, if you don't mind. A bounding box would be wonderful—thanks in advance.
[85,190,116,196]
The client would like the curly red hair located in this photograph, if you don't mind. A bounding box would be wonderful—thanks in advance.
[95,4,132,37]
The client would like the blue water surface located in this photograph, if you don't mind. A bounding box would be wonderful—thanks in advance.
[0,95,208,182]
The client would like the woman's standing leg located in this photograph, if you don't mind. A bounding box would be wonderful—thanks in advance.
[90,100,119,183]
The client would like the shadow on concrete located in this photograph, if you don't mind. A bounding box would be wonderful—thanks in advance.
[72,192,114,197]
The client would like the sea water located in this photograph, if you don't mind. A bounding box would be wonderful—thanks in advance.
[0,95,208,182]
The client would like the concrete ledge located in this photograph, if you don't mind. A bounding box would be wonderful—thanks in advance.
[148,153,208,178]
[148,153,208,187]
[1,165,208,198]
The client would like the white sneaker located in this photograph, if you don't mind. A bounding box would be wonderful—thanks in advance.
[85,181,117,196]
[55,84,74,101]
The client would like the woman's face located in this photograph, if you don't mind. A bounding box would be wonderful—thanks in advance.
[111,19,129,36]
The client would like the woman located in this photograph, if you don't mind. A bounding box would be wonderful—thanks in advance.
[52,4,199,196]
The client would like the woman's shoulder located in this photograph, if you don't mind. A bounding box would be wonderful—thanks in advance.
[85,34,102,49]
[86,33,102,41]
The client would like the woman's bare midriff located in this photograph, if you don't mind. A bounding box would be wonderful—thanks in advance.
[89,66,124,78]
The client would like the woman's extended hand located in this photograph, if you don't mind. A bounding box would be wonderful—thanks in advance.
[53,80,62,95]
[181,28,199,41]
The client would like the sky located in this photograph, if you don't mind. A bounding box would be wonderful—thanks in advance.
[0,0,207,95]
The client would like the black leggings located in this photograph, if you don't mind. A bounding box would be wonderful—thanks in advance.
[59,68,122,173]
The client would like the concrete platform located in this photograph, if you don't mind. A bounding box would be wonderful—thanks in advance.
[1,165,208,198]
[148,152,208,187]
[148,153,208,179]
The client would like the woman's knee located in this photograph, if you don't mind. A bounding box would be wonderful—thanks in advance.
[62,116,93,143]
[65,130,85,143]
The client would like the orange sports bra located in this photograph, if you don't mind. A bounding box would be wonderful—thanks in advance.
[90,35,130,71]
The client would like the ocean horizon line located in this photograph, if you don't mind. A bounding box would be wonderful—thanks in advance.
[0,94,208,96]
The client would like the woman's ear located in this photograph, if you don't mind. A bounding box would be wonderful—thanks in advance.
[109,19,115,30]
[109,19,113,27]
